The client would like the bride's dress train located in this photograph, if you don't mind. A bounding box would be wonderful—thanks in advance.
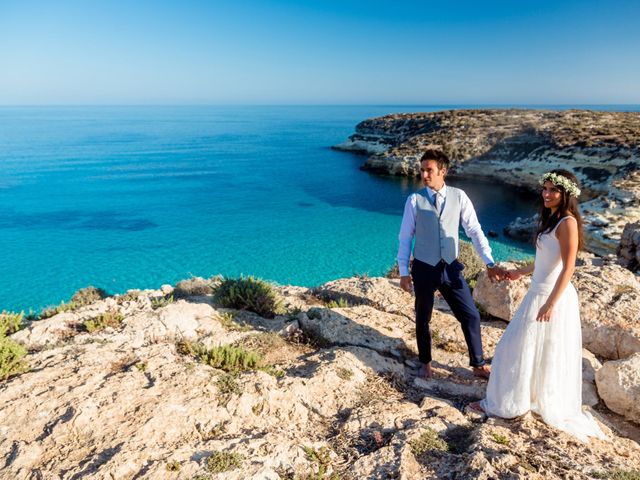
[480,216,606,442]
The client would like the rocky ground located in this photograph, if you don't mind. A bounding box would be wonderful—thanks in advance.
[1,274,639,479]
[333,109,640,256]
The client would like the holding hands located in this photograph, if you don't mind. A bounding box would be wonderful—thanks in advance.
[486,264,508,282]
[505,269,524,281]
[489,262,534,283]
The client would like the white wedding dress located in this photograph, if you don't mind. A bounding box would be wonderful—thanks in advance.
[480,216,607,442]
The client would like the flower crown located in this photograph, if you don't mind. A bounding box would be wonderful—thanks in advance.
[539,172,581,198]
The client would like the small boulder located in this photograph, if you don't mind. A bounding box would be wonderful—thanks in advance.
[595,353,640,423]
[617,221,640,272]
[472,263,530,321]
[573,264,640,360]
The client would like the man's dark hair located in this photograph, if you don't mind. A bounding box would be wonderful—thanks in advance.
[420,149,450,170]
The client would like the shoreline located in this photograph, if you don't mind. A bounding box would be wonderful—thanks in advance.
[334,108,640,257]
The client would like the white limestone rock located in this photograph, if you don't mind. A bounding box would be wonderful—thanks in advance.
[595,353,640,423]
[472,263,531,322]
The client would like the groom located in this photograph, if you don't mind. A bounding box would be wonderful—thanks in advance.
[397,149,503,379]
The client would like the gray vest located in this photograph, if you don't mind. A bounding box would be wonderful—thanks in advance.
[413,187,462,266]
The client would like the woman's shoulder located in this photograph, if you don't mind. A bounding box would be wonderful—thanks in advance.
[554,215,577,236]
[556,215,577,227]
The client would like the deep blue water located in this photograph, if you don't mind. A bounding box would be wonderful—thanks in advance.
[3,104,631,313]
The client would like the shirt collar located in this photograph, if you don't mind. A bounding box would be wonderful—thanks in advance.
[426,184,447,199]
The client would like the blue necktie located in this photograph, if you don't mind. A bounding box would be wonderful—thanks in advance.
[433,193,441,215]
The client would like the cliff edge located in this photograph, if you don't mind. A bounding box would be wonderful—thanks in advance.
[1,273,639,479]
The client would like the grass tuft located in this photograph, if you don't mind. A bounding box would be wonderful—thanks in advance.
[70,286,109,308]
[491,433,510,446]
[174,277,216,298]
[0,311,24,336]
[216,372,242,406]
[218,311,252,332]
[82,311,124,333]
[135,362,148,372]
[0,335,28,380]
[604,470,640,480]
[39,286,109,319]
[326,298,350,308]
[178,342,261,372]
[410,428,449,456]
[336,367,354,380]
[457,240,484,283]
[116,290,142,304]
[213,275,284,318]
[151,294,174,310]
[206,451,244,473]
[300,446,339,480]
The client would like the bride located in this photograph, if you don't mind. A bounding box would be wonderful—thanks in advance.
[471,169,606,442]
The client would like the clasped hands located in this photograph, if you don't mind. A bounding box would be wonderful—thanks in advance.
[487,265,524,282]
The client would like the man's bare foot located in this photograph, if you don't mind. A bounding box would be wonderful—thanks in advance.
[418,362,433,379]
[468,401,485,414]
[472,365,491,379]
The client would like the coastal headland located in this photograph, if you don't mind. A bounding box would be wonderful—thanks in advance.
[334,108,640,256]
[1,265,639,478]
[1,109,639,478]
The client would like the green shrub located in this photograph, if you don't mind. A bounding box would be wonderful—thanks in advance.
[457,240,484,283]
[174,277,215,298]
[385,261,404,279]
[206,451,243,473]
[82,311,124,333]
[301,446,337,479]
[39,287,109,319]
[39,301,74,319]
[218,312,252,332]
[116,290,142,304]
[0,311,23,336]
[213,276,284,318]
[216,372,242,406]
[135,362,148,372]
[179,342,261,372]
[326,298,350,308]
[216,372,241,395]
[605,470,640,480]
[151,294,174,310]
[409,428,448,456]
[0,336,28,380]
[70,286,109,308]
[491,433,510,445]
[165,460,181,472]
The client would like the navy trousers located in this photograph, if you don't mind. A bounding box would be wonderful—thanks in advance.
[411,258,485,367]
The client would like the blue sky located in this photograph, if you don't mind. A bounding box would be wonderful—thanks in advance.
[1,0,639,104]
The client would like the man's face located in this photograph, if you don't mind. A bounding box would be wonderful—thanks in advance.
[420,159,446,190]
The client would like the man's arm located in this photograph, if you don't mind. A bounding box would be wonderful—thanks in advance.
[459,191,504,281]
[397,195,416,292]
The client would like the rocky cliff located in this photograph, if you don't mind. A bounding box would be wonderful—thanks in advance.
[334,109,640,256]
[1,274,639,479]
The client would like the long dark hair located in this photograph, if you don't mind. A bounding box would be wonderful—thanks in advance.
[534,169,584,250]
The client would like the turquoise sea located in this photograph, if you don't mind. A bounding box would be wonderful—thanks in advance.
[2,105,633,313]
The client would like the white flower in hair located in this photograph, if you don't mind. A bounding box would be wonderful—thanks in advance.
[539,172,581,198]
